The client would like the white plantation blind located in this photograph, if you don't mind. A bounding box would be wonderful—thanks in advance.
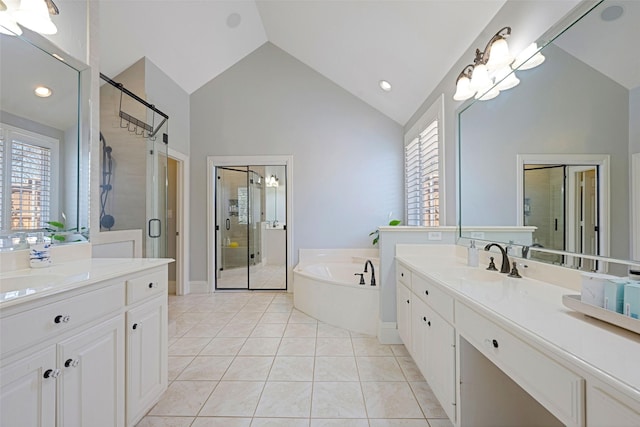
[11,141,52,229]
[1,124,58,231]
[405,119,440,226]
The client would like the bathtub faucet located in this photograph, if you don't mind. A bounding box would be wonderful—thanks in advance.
[363,260,376,286]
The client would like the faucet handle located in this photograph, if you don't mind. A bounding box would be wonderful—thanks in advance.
[354,273,365,285]
[486,257,498,271]
[508,261,522,278]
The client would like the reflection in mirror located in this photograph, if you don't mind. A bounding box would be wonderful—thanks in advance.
[0,30,89,250]
[458,0,639,272]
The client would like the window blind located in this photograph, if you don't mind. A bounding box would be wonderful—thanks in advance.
[10,140,52,230]
[405,119,439,226]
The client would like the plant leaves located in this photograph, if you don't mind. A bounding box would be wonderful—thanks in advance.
[47,221,65,229]
[388,219,401,226]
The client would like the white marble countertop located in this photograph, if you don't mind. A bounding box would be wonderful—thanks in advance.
[396,253,640,400]
[0,258,173,308]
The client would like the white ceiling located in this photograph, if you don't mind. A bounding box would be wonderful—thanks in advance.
[99,0,506,125]
[552,0,640,91]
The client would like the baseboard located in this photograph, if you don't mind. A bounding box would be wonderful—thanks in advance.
[378,321,402,344]
[189,281,210,294]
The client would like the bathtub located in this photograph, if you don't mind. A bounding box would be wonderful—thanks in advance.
[293,249,379,336]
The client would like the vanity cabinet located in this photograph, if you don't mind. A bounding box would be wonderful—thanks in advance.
[396,262,457,422]
[0,262,169,427]
[587,380,640,427]
[0,346,57,427]
[58,316,125,427]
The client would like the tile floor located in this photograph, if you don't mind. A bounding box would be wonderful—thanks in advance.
[136,291,454,427]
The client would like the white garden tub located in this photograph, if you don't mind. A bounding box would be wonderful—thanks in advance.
[293,249,379,336]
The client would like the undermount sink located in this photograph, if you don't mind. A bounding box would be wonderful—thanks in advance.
[0,273,65,293]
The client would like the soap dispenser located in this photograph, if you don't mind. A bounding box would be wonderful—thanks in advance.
[467,240,479,267]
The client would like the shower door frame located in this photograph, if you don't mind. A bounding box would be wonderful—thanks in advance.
[207,155,294,292]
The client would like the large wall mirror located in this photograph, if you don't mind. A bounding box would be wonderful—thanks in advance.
[458,0,638,273]
[0,29,90,249]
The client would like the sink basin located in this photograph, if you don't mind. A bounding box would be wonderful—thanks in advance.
[0,273,65,293]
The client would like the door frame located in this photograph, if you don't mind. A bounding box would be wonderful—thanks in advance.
[168,148,189,295]
[632,153,640,261]
[207,155,294,292]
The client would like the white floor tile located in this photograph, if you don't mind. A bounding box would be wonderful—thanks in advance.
[148,381,217,416]
[254,381,312,417]
[311,382,367,418]
[199,381,265,417]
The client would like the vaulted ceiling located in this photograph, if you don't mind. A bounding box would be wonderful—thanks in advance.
[99,1,506,125]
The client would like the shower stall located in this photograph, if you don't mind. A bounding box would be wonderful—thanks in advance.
[215,165,287,290]
[99,74,169,258]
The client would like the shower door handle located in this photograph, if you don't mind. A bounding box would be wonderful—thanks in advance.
[226,219,230,230]
[149,218,161,238]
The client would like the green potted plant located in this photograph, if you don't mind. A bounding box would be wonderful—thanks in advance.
[46,220,87,243]
[369,219,401,246]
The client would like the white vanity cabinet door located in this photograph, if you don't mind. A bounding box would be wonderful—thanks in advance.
[397,281,412,353]
[57,315,125,427]
[587,384,640,426]
[126,294,168,427]
[426,307,456,423]
[0,346,57,427]
[410,296,429,373]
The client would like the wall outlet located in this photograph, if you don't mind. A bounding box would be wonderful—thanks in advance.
[470,231,485,239]
[428,231,442,241]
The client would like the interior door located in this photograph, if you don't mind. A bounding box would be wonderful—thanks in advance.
[216,167,249,289]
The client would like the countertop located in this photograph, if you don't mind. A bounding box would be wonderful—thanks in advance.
[0,258,173,308]
[396,254,640,400]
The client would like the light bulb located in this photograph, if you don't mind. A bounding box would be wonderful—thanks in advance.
[513,43,545,71]
[494,66,520,91]
[0,10,22,35]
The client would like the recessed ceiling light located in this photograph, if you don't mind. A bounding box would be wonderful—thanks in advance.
[34,86,52,97]
[601,5,624,21]
[379,80,392,92]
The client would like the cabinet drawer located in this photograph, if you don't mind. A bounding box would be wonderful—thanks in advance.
[0,283,124,357]
[412,273,454,324]
[396,263,411,288]
[456,302,584,427]
[126,269,167,305]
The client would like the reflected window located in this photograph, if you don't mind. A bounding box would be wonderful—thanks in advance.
[0,124,58,231]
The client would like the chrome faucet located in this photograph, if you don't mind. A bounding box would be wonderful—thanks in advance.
[364,260,376,286]
[484,243,510,273]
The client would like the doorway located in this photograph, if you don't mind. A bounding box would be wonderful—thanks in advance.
[521,160,603,271]
[214,164,288,290]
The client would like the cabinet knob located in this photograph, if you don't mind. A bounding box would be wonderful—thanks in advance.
[43,369,60,379]
[64,358,79,368]
[423,316,427,322]
[428,320,431,327]
[401,273,404,277]
[425,290,429,296]
[148,282,157,289]
[406,299,410,304]
[492,339,499,349]
[132,323,139,330]
[54,314,71,324]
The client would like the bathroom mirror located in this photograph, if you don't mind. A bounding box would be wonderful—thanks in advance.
[458,0,639,269]
[0,29,90,249]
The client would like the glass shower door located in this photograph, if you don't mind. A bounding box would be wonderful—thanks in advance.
[146,123,168,258]
[216,167,249,289]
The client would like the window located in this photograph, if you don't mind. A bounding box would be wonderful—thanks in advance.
[0,124,58,231]
[404,95,444,226]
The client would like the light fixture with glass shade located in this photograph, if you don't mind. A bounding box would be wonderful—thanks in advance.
[0,0,59,36]
[453,27,544,102]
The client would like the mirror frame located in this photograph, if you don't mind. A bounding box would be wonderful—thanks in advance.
[456,0,639,268]
[0,28,91,247]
